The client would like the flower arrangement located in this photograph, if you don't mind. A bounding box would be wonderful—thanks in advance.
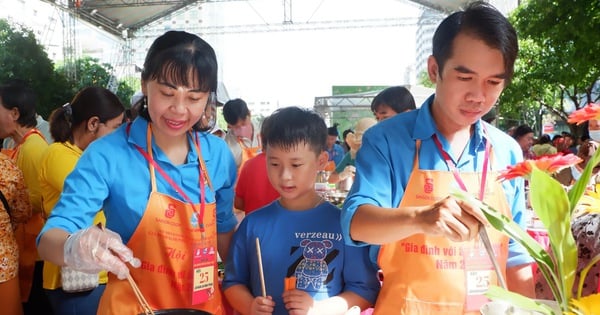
[454,103,600,315]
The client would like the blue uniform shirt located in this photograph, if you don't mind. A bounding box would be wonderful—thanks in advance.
[341,95,532,267]
[39,117,238,244]
[327,143,345,166]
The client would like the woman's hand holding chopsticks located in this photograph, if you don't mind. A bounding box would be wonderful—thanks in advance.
[63,225,141,279]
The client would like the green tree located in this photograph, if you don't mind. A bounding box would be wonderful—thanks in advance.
[417,70,435,89]
[58,56,135,108]
[0,19,72,118]
[500,0,600,138]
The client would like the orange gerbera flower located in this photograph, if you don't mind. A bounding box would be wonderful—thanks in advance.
[497,160,533,181]
[497,154,582,181]
[568,103,600,125]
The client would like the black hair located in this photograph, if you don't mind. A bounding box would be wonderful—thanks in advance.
[261,106,327,155]
[342,128,353,151]
[137,30,218,131]
[512,125,533,140]
[222,98,250,125]
[538,134,552,144]
[0,79,38,128]
[371,86,416,113]
[49,87,125,143]
[327,123,339,137]
[561,132,574,140]
[432,1,518,84]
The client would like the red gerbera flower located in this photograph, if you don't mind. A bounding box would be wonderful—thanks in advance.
[498,154,582,181]
[568,103,600,125]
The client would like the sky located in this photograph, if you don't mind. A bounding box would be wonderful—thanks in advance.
[199,0,425,107]
[0,0,438,108]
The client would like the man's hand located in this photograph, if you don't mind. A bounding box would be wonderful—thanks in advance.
[417,196,488,242]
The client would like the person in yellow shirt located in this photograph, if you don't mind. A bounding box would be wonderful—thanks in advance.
[39,87,124,315]
[0,79,50,314]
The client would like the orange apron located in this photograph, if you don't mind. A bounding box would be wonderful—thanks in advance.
[375,138,510,315]
[324,161,336,172]
[2,129,47,301]
[98,125,223,315]
[237,138,260,174]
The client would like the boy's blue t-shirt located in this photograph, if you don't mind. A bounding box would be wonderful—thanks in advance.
[223,201,380,314]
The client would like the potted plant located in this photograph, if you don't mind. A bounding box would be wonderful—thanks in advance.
[454,103,600,315]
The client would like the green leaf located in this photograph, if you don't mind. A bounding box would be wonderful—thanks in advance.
[530,168,577,307]
[486,286,557,315]
[451,189,563,306]
[568,147,600,213]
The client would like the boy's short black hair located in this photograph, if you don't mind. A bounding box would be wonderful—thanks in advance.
[261,106,327,155]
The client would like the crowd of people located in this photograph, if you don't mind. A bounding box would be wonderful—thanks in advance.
[0,2,598,315]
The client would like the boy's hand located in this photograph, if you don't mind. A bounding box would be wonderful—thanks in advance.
[282,289,315,315]
[250,296,275,315]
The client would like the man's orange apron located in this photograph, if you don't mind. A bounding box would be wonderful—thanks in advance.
[375,138,510,315]
[237,138,260,174]
[98,125,223,315]
[2,129,47,301]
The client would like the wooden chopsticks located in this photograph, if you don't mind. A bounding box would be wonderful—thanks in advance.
[255,237,267,297]
[127,273,155,315]
[96,223,154,314]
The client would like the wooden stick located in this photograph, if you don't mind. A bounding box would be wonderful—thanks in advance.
[127,274,155,315]
[98,223,154,315]
[255,237,267,297]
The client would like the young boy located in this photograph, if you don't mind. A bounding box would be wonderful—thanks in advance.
[223,107,380,315]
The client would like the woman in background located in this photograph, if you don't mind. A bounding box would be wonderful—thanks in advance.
[0,79,50,314]
[39,87,124,315]
[0,153,32,315]
[512,124,535,160]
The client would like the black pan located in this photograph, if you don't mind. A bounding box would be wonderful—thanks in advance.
[140,310,212,315]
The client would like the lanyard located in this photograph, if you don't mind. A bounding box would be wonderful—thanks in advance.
[432,131,491,201]
[128,123,210,232]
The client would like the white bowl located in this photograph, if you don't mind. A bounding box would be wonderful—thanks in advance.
[480,300,560,315]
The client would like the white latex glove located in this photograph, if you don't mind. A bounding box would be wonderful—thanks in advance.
[345,306,361,315]
[64,225,141,280]
[339,165,356,181]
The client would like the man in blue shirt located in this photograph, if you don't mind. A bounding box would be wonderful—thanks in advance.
[326,124,345,167]
[341,2,534,314]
